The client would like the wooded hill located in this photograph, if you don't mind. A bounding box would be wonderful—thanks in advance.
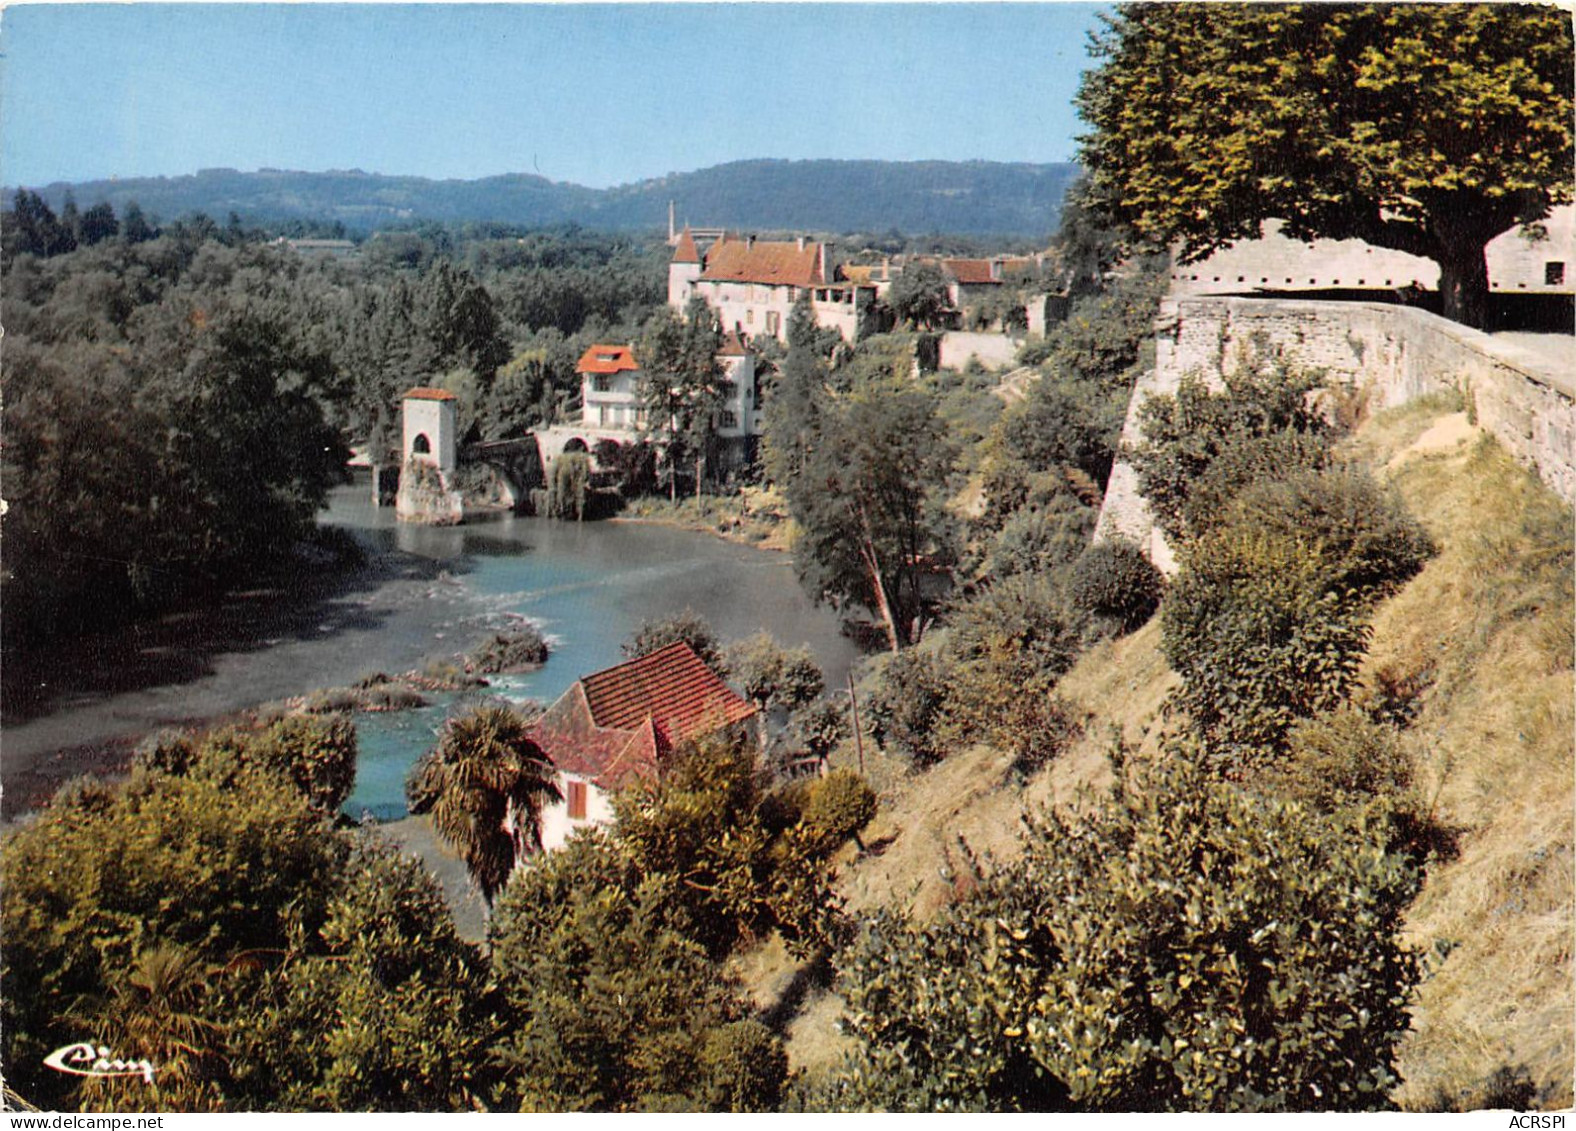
[12,159,1080,237]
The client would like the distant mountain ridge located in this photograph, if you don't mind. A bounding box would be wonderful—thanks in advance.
[16,159,1080,237]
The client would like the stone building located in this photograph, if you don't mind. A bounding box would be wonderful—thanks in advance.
[669,227,875,343]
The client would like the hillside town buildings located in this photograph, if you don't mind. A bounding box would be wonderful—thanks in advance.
[668,226,876,343]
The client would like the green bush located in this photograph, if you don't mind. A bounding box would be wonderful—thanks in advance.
[725,632,824,713]
[1069,539,1164,636]
[1226,465,1434,599]
[1270,707,1414,815]
[801,768,878,855]
[134,712,359,815]
[819,756,1421,1112]
[942,575,1084,769]
[489,835,785,1112]
[863,649,955,767]
[624,609,727,675]
[1,764,346,1108]
[1162,528,1371,763]
[984,489,1095,579]
[1132,362,1333,543]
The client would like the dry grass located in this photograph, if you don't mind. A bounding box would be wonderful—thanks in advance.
[1355,406,1575,1110]
[770,393,1573,1107]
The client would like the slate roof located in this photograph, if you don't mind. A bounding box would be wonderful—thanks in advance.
[577,344,642,375]
[700,237,826,288]
[528,642,756,790]
[402,386,459,401]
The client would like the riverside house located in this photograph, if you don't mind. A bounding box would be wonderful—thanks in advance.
[527,642,757,850]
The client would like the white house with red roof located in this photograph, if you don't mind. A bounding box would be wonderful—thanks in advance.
[527,641,758,850]
[670,227,874,343]
[576,334,762,439]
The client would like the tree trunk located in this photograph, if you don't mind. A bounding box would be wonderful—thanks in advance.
[1436,239,1492,330]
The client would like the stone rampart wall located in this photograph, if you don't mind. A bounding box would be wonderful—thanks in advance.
[1097,298,1575,568]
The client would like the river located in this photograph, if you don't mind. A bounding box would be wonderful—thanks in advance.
[2,479,863,818]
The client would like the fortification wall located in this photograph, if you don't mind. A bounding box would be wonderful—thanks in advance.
[1097,298,1575,567]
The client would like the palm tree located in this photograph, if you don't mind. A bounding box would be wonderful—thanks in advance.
[406,703,561,906]
[77,943,225,1111]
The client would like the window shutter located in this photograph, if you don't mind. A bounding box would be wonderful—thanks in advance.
[568,780,587,820]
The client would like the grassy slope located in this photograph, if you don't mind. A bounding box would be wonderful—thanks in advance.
[762,395,1573,1107]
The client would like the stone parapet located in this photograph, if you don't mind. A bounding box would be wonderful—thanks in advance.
[1097,298,1575,571]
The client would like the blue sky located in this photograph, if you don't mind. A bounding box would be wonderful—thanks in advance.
[0,3,1106,188]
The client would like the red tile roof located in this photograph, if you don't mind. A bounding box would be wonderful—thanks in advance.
[700,238,825,287]
[582,642,755,741]
[528,642,756,790]
[402,386,458,401]
[576,344,641,375]
[718,330,751,357]
[672,227,700,264]
[941,258,1001,285]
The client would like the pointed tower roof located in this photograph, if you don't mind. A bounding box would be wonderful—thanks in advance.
[672,226,700,265]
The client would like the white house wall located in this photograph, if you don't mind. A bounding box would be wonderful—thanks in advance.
[538,772,617,852]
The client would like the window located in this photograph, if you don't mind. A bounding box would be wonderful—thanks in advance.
[411,433,431,454]
[746,309,754,324]
[766,311,781,335]
[592,375,611,393]
[722,411,738,429]
[1546,261,1566,286]
[568,780,588,820]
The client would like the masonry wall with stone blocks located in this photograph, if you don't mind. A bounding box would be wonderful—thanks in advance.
[1097,297,1575,568]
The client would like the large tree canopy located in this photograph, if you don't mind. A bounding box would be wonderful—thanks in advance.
[1076,3,1574,328]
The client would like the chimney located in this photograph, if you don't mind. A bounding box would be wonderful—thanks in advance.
[797,235,807,251]
[747,235,756,250]
[817,242,828,283]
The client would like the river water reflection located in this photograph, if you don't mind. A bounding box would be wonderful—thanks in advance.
[4,480,862,819]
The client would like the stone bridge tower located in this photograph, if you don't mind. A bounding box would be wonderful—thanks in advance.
[396,387,464,524]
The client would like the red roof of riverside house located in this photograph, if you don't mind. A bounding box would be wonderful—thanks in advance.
[402,386,459,401]
[940,258,1002,285]
[672,227,701,264]
[700,237,826,288]
[718,330,750,357]
[576,344,642,375]
[527,642,757,790]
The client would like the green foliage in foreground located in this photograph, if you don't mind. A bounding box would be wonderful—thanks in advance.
[489,836,785,1112]
[2,736,492,1112]
[815,756,1421,1112]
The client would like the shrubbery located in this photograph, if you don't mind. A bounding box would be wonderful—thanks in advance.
[1132,361,1332,542]
[1162,527,1373,763]
[1068,539,1164,636]
[815,756,1422,1112]
[489,837,786,1112]
[862,648,954,767]
[941,575,1083,769]
[468,625,551,672]
[623,609,727,675]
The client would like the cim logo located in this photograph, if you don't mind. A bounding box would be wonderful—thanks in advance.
[42,1043,156,1084]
